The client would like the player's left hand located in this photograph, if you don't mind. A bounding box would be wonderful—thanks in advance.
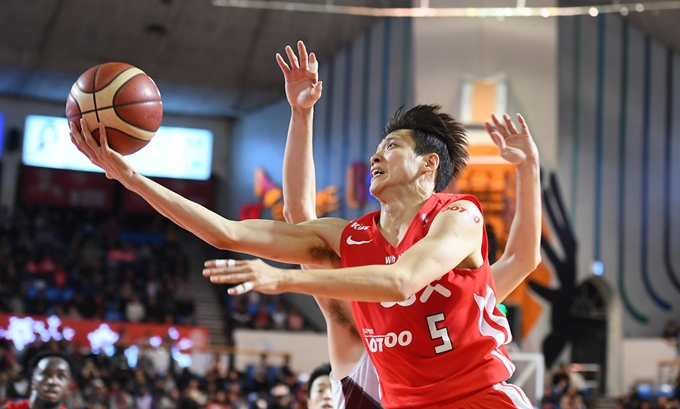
[485,113,539,167]
[203,258,285,296]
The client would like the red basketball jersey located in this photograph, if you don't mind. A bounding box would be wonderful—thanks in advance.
[341,193,515,409]
[5,400,66,409]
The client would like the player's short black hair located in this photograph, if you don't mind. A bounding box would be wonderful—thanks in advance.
[307,363,331,397]
[27,351,74,378]
[383,104,468,192]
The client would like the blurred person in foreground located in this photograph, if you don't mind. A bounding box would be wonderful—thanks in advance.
[307,364,333,409]
[0,351,72,409]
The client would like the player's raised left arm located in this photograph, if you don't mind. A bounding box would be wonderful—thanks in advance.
[204,200,483,302]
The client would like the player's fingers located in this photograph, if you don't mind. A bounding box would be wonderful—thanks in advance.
[490,131,507,152]
[309,52,318,75]
[228,282,254,296]
[285,45,300,69]
[503,113,519,134]
[80,119,102,158]
[204,259,243,268]
[209,272,252,284]
[298,41,308,70]
[517,113,529,134]
[276,53,291,76]
[71,131,93,160]
[202,264,253,277]
[69,122,85,147]
[312,81,323,98]
[491,114,510,139]
[99,124,112,156]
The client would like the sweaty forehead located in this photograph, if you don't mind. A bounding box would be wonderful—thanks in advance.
[37,357,70,374]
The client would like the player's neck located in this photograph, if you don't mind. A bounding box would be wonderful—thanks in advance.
[378,193,430,246]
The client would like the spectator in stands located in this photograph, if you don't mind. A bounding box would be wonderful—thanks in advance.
[663,321,679,347]
[540,385,556,409]
[307,364,332,409]
[271,303,288,331]
[230,300,253,329]
[253,305,271,330]
[8,371,29,401]
[125,295,146,323]
[628,385,644,409]
[1,350,73,409]
[286,308,304,332]
[270,383,293,409]
[0,372,10,404]
[108,380,134,409]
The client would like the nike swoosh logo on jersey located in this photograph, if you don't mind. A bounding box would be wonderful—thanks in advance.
[347,236,373,245]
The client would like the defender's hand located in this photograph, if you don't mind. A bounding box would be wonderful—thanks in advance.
[485,113,539,167]
[276,40,322,110]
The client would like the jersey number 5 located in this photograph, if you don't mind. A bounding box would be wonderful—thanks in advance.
[426,313,453,354]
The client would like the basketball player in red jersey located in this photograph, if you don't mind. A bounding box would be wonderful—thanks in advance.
[1,352,72,409]
[70,47,540,407]
[277,42,541,409]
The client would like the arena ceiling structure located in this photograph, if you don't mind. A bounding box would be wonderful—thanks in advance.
[0,0,679,117]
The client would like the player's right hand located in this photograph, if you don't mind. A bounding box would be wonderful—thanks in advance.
[70,119,136,183]
[276,40,322,110]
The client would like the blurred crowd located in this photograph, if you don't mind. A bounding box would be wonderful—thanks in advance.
[617,376,680,409]
[0,336,312,409]
[225,293,307,332]
[0,206,195,325]
[540,364,590,409]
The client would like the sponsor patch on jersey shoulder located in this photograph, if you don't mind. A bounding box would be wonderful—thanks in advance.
[351,222,370,231]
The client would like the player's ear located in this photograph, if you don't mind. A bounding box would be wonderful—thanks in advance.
[423,153,439,172]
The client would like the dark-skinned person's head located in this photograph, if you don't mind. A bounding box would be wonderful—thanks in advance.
[27,351,73,409]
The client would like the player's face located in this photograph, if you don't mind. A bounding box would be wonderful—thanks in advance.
[369,130,422,197]
[308,375,333,409]
[32,357,71,406]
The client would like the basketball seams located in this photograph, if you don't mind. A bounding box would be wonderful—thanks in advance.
[92,64,101,123]
[97,108,156,141]
[111,72,143,105]
[101,126,150,142]
[113,101,163,132]
[66,99,163,120]
[67,92,82,118]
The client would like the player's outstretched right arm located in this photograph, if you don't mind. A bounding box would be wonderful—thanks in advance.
[69,120,344,268]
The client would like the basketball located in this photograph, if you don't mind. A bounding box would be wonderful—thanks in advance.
[65,62,163,155]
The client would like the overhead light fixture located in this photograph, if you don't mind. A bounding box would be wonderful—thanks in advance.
[212,0,680,17]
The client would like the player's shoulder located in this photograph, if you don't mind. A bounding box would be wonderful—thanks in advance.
[433,192,481,208]
[430,199,483,231]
